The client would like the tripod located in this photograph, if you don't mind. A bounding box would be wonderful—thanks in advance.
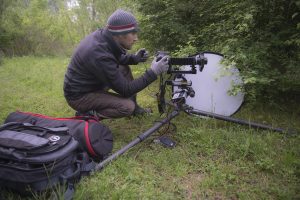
[95,101,296,171]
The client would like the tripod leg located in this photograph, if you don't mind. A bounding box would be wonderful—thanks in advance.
[188,109,297,135]
[95,110,180,171]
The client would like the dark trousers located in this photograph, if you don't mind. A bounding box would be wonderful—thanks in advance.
[66,65,136,119]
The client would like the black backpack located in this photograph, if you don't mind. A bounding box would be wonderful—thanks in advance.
[0,122,95,199]
[5,111,113,161]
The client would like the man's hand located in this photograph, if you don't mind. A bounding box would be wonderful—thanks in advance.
[134,48,149,63]
[150,55,169,75]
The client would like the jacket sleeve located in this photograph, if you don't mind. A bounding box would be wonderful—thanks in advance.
[92,57,157,97]
[119,53,139,65]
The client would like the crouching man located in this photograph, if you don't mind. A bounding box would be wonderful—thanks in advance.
[63,9,169,119]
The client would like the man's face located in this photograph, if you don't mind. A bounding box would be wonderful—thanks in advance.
[115,32,138,50]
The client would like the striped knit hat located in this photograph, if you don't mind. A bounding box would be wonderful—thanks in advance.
[107,9,139,35]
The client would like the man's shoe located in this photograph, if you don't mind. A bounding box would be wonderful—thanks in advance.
[75,110,100,120]
[133,105,153,116]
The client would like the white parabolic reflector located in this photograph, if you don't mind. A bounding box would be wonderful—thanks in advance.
[176,52,244,116]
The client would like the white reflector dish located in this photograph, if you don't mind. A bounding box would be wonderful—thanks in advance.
[174,52,244,116]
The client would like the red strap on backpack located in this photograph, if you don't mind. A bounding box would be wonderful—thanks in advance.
[84,121,97,157]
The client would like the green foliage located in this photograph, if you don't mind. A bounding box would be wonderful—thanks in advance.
[137,0,195,51]
[0,0,73,56]
[136,0,300,101]
[0,0,133,56]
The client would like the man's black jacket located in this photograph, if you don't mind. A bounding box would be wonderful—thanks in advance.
[64,28,157,100]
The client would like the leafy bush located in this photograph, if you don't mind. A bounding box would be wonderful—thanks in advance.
[137,0,300,101]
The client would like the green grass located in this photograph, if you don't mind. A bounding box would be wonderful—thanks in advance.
[0,56,299,200]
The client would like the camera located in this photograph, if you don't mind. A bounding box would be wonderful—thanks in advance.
[172,86,195,104]
[156,51,208,113]
[155,51,208,74]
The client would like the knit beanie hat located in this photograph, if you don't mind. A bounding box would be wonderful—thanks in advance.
[107,9,139,35]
